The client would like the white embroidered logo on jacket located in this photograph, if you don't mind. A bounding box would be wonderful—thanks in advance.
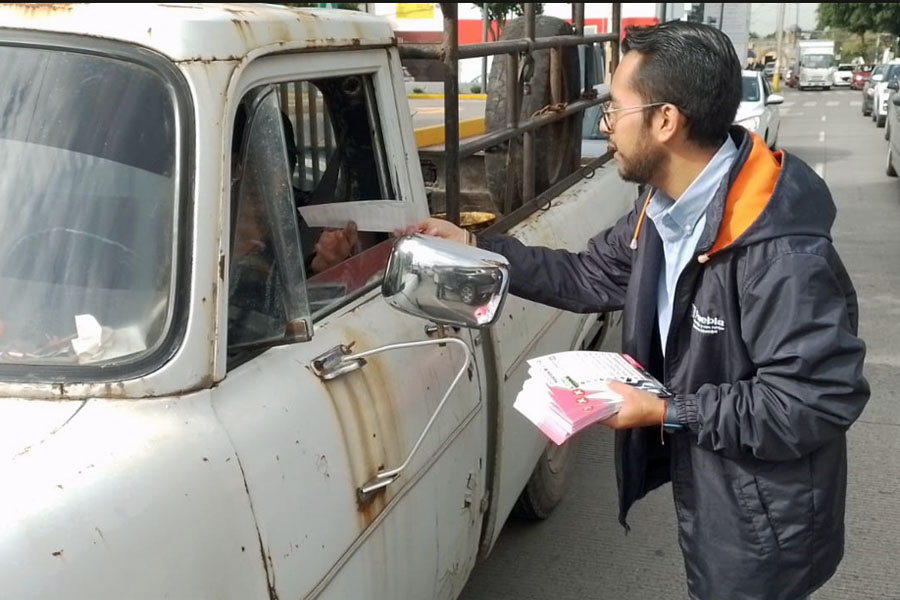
[691,304,725,335]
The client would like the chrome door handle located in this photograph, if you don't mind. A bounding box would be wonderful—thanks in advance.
[310,337,472,502]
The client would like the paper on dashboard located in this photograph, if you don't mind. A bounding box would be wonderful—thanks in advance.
[298,200,428,233]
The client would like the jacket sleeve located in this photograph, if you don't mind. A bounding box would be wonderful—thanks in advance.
[476,207,639,314]
[673,250,870,461]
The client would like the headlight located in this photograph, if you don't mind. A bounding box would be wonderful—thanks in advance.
[736,115,761,133]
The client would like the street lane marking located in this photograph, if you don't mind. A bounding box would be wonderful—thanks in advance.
[814,163,824,177]
[850,101,862,106]
[819,131,826,142]
[783,101,795,107]
[803,101,817,107]
[826,101,839,106]
[822,115,827,122]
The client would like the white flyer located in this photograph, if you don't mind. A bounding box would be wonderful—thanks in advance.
[298,199,428,233]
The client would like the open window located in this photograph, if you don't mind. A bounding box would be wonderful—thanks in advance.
[275,74,397,318]
[227,72,399,363]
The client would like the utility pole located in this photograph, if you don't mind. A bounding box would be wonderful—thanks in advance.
[481,5,488,89]
[773,2,785,92]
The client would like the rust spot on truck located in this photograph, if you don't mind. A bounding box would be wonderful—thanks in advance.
[1,4,76,17]
[313,327,404,531]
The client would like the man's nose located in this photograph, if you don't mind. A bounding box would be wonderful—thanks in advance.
[598,116,611,136]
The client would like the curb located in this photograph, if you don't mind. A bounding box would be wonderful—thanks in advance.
[408,93,487,100]
[414,117,486,148]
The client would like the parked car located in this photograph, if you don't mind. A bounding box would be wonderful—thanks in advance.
[862,63,885,116]
[734,69,782,149]
[763,61,775,79]
[886,79,900,143]
[851,63,874,90]
[886,81,900,178]
[872,61,900,127]
[581,102,609,160]
[833,63,854,87]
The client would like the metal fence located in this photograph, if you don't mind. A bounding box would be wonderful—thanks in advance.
[399,2,622,232]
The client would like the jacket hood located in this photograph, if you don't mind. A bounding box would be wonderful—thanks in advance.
[701,127,835,259]
[627,127,836,259]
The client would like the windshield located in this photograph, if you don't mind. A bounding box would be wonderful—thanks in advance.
[802,54,833,69]
[741,76,761,102]
[0,45,177,368]
[838,64,854,71]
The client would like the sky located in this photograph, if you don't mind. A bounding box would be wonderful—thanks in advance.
[749,3,820,37]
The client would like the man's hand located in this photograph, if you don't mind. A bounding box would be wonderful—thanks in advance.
[399,217,468,245]
[310,221,358,274]
[599,380,667,430]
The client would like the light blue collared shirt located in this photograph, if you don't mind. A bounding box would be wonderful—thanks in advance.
[646,137,738,355]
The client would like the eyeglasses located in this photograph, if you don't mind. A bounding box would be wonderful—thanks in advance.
[600,101,668,132]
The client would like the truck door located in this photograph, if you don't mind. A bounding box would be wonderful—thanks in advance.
[212,51,487,600]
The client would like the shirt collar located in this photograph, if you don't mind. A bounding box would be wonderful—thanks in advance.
[646,136,738,241]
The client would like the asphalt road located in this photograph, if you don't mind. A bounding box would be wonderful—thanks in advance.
[459,86,900,600]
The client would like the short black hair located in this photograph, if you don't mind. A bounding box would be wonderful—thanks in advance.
[622,20,741,148]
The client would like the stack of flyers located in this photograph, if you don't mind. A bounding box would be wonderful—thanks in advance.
[513,351,669,445]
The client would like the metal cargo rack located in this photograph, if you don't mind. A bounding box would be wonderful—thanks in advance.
[399,3,622,234]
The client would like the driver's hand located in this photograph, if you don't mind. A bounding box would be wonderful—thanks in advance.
[310,221,358,274]
[399,217,468,245]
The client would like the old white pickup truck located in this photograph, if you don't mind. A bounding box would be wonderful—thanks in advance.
[0,3,634,599]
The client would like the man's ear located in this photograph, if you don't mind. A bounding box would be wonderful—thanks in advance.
[655,104,682,144]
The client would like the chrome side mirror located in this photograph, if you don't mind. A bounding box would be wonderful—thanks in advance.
[382,234,509,328]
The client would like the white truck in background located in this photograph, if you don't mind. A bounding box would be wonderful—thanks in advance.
[798,39,836,90]
[0,3,632,599]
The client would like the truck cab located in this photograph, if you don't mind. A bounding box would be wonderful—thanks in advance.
[0,4,633,599]
[798,40,836,90]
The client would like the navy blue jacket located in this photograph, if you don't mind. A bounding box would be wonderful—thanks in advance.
[480,128,870,599]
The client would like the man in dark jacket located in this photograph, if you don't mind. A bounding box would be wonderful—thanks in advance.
[409,20,869,600]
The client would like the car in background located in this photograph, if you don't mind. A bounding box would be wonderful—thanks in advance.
[763,61,776,79]
[833,63,854,86]
[862,63,885,116]
[885,81,900,178]
[872,61,900,127]
[851,63,874,90]
[734,69,782,149]
[581,102,609,160]
[886,79,900,142]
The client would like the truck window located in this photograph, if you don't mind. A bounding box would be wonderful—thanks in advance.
[802,54,833,69]
[276,75,395,318]
[227,74,396,355]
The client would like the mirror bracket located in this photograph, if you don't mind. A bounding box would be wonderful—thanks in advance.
[311,344,366,381]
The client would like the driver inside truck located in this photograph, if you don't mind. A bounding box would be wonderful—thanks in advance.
[231,101,359,276]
